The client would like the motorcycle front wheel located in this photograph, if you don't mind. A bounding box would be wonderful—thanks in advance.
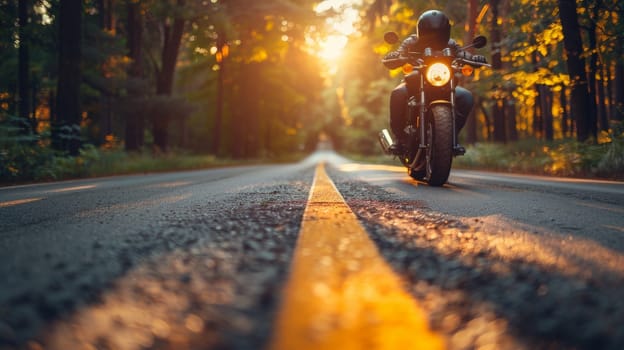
[425,104,453,186]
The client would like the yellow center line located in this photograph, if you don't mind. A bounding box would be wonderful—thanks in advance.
[270,163,445,350]
[0,197,44,208]
[48,184,97,193]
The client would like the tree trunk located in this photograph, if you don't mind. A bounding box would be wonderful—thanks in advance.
[558,0,591,141]
[463,0,479,144]
[500,0,516,142]
[614,6,624,121]
[53,0,82,155]
[586,0,599,138]
[597,57,609,131]
[125,1,144,151]
[505,98,518,141]
[213,31,226,155]
[607,60,615,121]
[492,100,506,142]
[99,0,115,33]
[231,63,261,158]
[533,85,542,138]
[214,59,225,155]
[590,0,608,131]
[560,86,570,137]
[479,102,492,141]
[490,0,506,143]
[31,83,38,132]
[153,0,186,152]
[95,0,115,144]
[538,85,554,140]
[49,89,56,132]
[17,0,31,134]
[615,56,624,121]
[244,64,260,158]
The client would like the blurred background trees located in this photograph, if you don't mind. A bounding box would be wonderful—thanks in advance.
[1,0,325,160]
[1,0,623,179]
[354,0,623,148]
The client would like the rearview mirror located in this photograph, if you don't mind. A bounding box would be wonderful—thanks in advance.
[384,32,399,45]
[472,35,487,49]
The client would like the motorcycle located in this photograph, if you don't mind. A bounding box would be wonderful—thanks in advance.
[378,32,490,186]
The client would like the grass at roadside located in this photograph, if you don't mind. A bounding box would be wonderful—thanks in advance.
[454,138,623,180]
[0,144,306,186]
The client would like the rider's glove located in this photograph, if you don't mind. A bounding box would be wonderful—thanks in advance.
[472,54,487,63]
[383,51,405,69]
[384,51,402,60]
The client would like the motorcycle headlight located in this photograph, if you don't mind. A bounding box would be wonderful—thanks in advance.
[426,63,451,86]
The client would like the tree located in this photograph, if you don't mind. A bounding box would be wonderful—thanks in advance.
[490,0,506,143]
[614,5,624,121]
[17,0,33,134]
[143,0,188,152]
[463,0,479,144]
[192,0,322,157]
[365,0,392,32]
[53,0,83,155]
[213,28,228,155]
[558,0,591,141]
[124,0,145,151]
[583,0,600,136]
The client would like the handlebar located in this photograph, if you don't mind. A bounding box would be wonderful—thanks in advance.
[381,56,491,68]
[465,60,491,68]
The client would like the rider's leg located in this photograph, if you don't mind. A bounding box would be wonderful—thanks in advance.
[454,86,474,133]
[454,86,475,154]
[390,83,409,146]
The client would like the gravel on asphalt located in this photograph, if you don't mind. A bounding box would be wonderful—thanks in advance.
[327,165,624,350]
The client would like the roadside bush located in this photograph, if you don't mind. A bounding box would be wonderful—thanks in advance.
[47,144,103,179]
[595,127,624,178]
[1,115,52,181]
[0,114,103,183]
[455,142,512,171]
[1,112,238,184]
[454,133,623,180]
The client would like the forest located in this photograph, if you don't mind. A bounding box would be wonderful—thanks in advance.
[1,0,623,181]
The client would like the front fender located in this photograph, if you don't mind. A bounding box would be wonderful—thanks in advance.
[428,100,452,108]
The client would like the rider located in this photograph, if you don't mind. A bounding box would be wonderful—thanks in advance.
[383,10,486,154]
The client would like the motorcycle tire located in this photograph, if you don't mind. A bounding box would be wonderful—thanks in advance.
[425,105,453,186]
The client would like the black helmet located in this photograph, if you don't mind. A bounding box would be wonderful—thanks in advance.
[417,10,451,49]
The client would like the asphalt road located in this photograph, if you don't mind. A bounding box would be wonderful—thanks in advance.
[1,151,623,349]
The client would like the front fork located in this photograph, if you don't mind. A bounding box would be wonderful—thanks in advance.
[420,79,461,151]
[405,76,427,170]
[415,77,459,150]
[404,77,427,151]
[450,79,458,149]
[408,76,460,169]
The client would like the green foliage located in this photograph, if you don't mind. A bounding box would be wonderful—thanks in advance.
[2,108,306,185]
[454,142,513,171]
[455,131,624,180]
[1,114,112,182]
[0,114,53,181]
[595,126,624,177]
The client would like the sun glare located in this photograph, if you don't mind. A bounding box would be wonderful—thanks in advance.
[317,35,348,63]
[311,0,362,72]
